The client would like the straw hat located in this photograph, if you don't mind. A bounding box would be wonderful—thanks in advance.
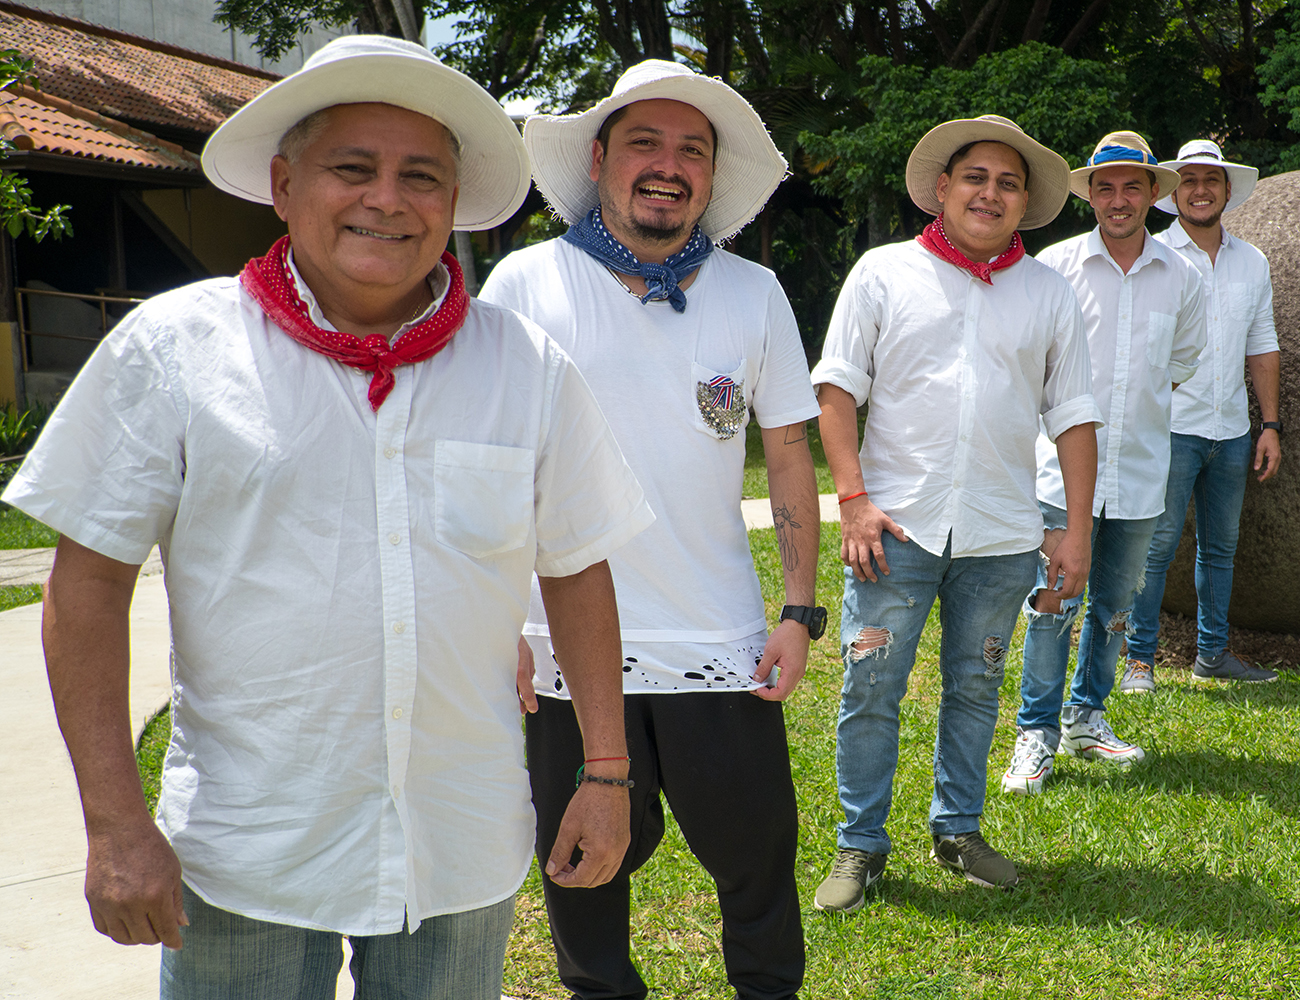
[201,35,531,231]
[1068,132,1182,203]
[523,59,787,242]
[905,114,1069,230]
[1154,139,1258,215]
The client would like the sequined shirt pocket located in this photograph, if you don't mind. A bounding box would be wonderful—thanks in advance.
[691,359,748,441]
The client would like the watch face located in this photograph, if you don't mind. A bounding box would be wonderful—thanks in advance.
[809,607,828,640]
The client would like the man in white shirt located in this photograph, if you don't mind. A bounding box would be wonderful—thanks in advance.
[811,115,1101,909]
[1,37,653,1000]
[1124,140,1281,689]
[480,61,821,1000]
[1004,132,1206,797]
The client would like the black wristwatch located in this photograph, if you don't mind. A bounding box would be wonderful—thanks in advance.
[780,604,827,640]
[1261,420,1283,436]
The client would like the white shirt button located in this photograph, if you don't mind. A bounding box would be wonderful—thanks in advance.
[389,533,401,545]
[392,785,401,798]
[392,707,403,719]
[384,447,396,459]
[393,621,406,634]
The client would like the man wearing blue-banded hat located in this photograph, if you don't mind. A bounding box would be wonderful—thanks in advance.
[1003,131,1206,796]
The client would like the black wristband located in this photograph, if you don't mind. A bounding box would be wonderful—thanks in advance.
[1261,420,1282,436]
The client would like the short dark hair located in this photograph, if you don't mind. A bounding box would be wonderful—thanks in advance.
[944,141,1030,188]
[595,104,719,165]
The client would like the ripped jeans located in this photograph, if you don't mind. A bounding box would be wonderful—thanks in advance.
[1017,502,1159,745]
[834,533,1036,855]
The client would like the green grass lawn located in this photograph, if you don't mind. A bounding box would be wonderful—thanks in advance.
[0,582,42,612]
[0,506,58,549]
[131,524,1300,998]
[743,418,837,499]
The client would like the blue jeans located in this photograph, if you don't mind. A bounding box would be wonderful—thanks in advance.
[1129,432,1251,662]
[160,882,515,1000]
[1018,503,1158,742]
[834,533,1037,856]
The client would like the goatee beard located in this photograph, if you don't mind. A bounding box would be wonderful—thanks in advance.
[1181,207,1224,230]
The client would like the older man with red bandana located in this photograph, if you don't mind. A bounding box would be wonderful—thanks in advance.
[2,36,651,1000]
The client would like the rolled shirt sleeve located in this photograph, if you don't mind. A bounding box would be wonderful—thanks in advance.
[1040,292,1103,443]
[811,257,878,406]
[1168,267,1207,385]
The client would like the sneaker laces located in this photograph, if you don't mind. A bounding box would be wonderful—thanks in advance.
[1009,732,1049,769]
[1091,715,1126,746]
[829,850,871,879]
[948,831,997,864]
[1126,660,1153,681]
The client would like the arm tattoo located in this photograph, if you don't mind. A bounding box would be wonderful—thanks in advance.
[783,423,807,445]
[772,503,802,573]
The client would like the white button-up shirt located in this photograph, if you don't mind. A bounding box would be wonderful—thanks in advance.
[812,239,1101,559]
[1156,218,1279,440]
[3,271,653,936]
[1036,229,1206,519]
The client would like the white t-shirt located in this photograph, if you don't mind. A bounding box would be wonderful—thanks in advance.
[480,240,820,696]
[3,271,652,935]
[1156,219,1279,440]
[1036,229,1207,519]
[812,239,1101,559]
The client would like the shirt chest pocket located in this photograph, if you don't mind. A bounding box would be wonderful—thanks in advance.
[1227,281,1256,325]
[1145,312,1175,370]
[691,358,748,441]
[434,440,534,558]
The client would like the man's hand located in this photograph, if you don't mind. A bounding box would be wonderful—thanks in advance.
[839,495,907,582]
[544,782,630,888]
[1044,525,1090,605]
[751,618,809,701]
[516,636,538,714]
[1255,429,1281,482]
[85,817,187,948]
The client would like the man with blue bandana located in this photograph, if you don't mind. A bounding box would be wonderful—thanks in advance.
[481,60,820,1000]
[1003,132,1206,797]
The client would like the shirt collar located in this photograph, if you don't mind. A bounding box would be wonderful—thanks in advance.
[285,249,451,338]
[1086,226,1171,275]
[1166,216,1232,253]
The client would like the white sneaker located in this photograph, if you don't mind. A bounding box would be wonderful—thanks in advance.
[1060,711,1145,764]
[1118,658,1155,694]
[1001,730,1055,795]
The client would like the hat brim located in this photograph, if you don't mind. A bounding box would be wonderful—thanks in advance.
[1153,160,1259,214]
[905,118,1070,230]
[524,74,787,242]
[201,41,530,231]
[1068,162,1184,205]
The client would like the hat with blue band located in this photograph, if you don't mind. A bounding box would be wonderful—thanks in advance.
[1068,131,1182,202]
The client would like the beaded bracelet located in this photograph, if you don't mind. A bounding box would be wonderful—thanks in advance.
[575,764,635,790]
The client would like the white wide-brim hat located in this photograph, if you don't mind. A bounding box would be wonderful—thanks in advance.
[201,35,530,231]
[1068,131,1182,204]
[905,115,1069,230]
[523,59,788,242]
[1154,139,1259,214]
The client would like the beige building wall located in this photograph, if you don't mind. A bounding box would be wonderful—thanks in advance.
[141,187,286,277]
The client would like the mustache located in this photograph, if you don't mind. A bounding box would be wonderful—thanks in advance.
[634,171,693,200]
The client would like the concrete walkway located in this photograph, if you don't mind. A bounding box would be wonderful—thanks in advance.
[0,496,838,998]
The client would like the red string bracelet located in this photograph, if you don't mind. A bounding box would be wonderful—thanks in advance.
[838,491,868,505]
[585,756,630,764]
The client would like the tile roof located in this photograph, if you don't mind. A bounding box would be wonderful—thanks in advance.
[0,88,200,172]
[0,0,277,137]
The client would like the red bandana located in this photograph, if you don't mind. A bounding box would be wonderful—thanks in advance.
[916,214,1025,285]
[239,236,469,411]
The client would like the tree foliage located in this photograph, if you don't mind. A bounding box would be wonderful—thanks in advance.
[1260,2,1300,169]
[1,50,71,242]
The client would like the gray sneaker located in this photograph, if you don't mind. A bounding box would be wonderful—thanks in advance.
[814,847,886,912]
[1119,658,1156,694]
[931,832,1018,888]
[1192,651,1278,684]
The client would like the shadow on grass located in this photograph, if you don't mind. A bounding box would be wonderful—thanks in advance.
[842,859,1298,937]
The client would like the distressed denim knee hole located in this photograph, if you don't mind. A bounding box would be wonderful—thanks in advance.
[982,635,1007,679]
[848,626,892,663]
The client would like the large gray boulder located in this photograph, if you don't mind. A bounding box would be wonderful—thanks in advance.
[1161,170,1299,633]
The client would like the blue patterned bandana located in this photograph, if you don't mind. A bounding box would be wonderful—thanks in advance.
[561,207,713,313]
